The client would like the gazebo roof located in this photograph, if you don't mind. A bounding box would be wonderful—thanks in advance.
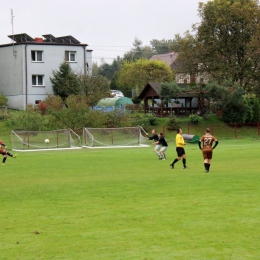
[138,82,161,99]
[138,82,199,100]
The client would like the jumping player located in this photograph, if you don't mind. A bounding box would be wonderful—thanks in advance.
[0,140,17,165]
[154,132,168,160]
[198,128,218,172]
[146,129,162,159]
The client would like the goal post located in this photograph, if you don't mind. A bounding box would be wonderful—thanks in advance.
[11,128,82,152]
[82,126,150,148]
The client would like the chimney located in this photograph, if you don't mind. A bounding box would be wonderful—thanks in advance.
[34,37,43,43]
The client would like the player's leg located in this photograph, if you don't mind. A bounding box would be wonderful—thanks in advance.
[154,144,161,159]
[170,148,181,169]
[203,151,208,172]
[2,154,7,165]
[204,159,209,172]
[7,152,16,158]
[182,154,187,169]
[160,146,167,160]
[207,152,212,172]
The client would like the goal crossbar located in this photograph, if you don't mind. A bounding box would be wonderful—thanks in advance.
[82,126,150,148]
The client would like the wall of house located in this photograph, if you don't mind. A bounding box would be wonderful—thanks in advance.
[26,44,86,107]
[86,50,92,75]
[0,43,88,110]
[0,45,26,110]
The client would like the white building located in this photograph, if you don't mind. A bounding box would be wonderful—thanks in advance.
[0,33,93,110]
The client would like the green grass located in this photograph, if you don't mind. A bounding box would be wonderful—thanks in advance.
[1,138,260,259]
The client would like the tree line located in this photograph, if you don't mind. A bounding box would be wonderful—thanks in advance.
[4,0,260,128]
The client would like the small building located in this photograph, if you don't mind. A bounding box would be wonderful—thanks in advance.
[138,82,204,116]
[0,33,92,110]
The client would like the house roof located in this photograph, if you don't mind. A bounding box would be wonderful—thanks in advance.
[149,52,178,67]
[2,33,87,47]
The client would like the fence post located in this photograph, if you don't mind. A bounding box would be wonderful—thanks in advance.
[235,123,237,138]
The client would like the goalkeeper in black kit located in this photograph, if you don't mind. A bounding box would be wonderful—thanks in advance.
[146,129,162,159]
[153,132,168,160]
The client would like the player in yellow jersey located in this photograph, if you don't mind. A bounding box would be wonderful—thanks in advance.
[170,128,188,169]
[198,128,218,173]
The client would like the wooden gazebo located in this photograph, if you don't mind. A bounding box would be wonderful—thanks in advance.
[138,82,203,117]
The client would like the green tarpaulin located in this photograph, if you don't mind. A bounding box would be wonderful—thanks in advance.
[97,97,133,107]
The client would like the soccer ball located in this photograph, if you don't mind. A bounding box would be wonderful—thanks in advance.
[45,139,50,144]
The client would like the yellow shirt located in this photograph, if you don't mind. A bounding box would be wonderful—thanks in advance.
[176,133,185,148]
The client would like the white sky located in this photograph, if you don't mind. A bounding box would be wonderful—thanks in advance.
[0,0,209,64]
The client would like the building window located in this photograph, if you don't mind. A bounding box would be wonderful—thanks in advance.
[35,100,41,104]
[65,51,76,62]
[32,75,44,86]
[31,51,43,62]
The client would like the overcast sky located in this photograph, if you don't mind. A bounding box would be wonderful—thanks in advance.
[0,0,209,64]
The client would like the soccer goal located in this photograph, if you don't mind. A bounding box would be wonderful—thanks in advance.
[11,129,82,152]
[82,126,150,148]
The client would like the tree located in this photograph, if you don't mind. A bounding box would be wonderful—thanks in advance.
[98,56,123,81]
[194,0,260,91]
[91,61,99,76]
[50,62,80,101]
[171,31,200,76]
[150,38,180,54]
[77,74,109,106]
[159,81,181,106]
[123,38,154,61]
[205,80,250,123]
[117,59,174,95]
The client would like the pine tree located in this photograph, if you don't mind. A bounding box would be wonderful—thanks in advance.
[50,62,81,101]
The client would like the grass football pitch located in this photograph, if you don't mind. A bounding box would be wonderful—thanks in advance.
[1,138,260,259]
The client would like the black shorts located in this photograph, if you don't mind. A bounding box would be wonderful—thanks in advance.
[176,147,185,157]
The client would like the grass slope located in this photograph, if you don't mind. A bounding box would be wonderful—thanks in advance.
[1,138,260,259]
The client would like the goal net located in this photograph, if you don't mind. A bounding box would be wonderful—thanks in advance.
[11,128,81,152]
[82,126,150,148]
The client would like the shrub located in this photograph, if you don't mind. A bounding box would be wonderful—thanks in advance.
[6,111,50,131]
[202,111,212,120]
[0,92,8,106]
[167,114,179,130]
[189,114,202,124]
[222,98,250,124]
[38,101,48,115]
[132,96,142,104]
[147,114,157,125]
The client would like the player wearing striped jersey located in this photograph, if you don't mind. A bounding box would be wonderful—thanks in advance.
[198,128,218,172]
